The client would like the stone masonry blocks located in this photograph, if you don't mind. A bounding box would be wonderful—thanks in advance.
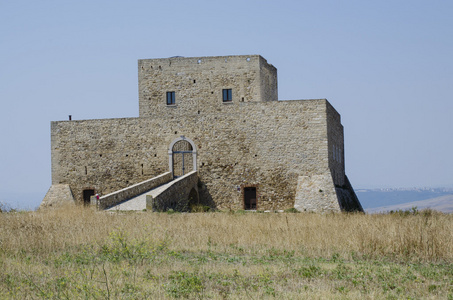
[44,55,362,212]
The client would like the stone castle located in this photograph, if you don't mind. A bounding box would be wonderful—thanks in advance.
[41,55,363,212]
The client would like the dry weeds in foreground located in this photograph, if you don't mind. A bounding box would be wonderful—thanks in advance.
[1,206,451,261]
[0,206,452,299]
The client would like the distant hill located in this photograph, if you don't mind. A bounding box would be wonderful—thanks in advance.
[356,188,453,213]
[366,194,453,214]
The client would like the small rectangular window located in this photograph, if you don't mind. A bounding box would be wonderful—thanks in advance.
[166,91,175,105]
[222,89,232,102]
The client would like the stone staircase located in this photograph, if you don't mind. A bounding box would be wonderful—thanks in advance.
[106,180,174,211]
[105,171,198,212]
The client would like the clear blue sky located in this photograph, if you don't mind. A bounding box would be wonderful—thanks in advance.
[1,0,452,209]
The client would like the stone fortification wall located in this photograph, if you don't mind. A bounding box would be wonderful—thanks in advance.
[51,117,170,202]
[294,174,340,212]
[335,176,363,212]
[98,172,172,209]
[138,55,277,118]
[50,99,334,210]
[325,103,362,212]
[259,56,278,102]
[147,171,198,212]
[326,102,345,186]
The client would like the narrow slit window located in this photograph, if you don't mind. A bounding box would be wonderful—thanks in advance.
[222,89,232,102]
[166,91,175,105]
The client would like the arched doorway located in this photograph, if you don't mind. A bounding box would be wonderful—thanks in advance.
[168,136,197,178]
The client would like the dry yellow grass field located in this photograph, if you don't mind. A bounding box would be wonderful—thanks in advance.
[1,206,452,299]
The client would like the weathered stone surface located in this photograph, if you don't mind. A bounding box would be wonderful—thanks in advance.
[335,176,364,212]
[294,175,340,212]
[40,184,75,209]
[147,171,198,212]
[43,55,363,212]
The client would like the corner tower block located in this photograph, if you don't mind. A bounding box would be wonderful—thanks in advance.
[43,54,362,213]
